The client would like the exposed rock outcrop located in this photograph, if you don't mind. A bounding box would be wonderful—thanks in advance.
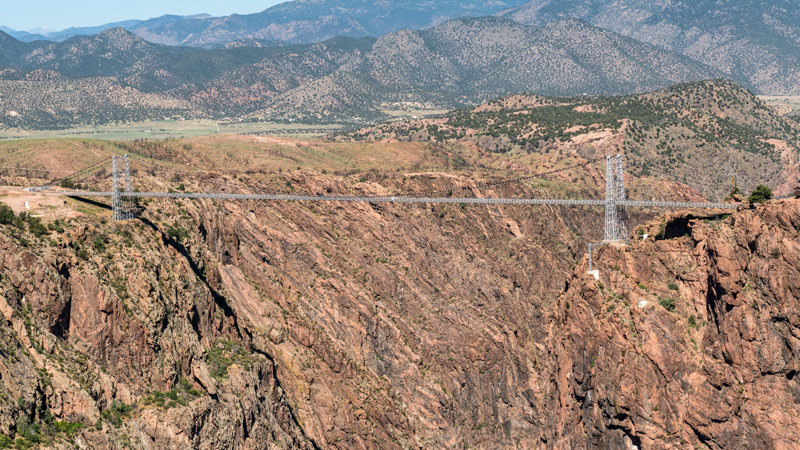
[0,169,797,449]
[550,200,800,449]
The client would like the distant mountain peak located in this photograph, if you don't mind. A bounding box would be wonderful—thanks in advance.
[97,27,137,38]
[94,27,146,47]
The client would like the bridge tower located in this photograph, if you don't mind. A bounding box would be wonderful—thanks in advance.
[111,155,135,221]
[122,154,135,220]
[112,156,121,221]
[604,156,618,241]
[615,154,628,240]
[604,154,627,242]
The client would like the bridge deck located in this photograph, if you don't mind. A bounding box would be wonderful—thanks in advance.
[55,190,739,210]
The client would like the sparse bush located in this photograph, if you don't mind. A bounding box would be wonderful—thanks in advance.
[167,226,189,243]
[100,400,132,428]
[659,297,675,312]
[59,178,77,189]
[77,248,90,261]
[667,281,679,291]
[54,421,82,436]
[93,237,106,252]
[27,216,48,237]
[748,184,773,204]
[0,203,14,225]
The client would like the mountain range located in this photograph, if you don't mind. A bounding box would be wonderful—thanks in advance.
[1,0,531,46]
[0,18,716,129]
[2,0,797,98]
[502,0,800,95]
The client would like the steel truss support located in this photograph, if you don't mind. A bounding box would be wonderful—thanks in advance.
[604,154,627,242]
[112,156,121,221]
[604,156,618,241]
[112,155,135,221]
[615,154,628,240]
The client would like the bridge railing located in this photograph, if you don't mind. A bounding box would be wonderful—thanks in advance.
[55,189,739,210]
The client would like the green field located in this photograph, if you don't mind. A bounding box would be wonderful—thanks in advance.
[0,120,346,141]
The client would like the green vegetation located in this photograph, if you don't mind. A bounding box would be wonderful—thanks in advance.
[207,339,255,380]
[77,248,90,261]
[659,297,676,312]
[166,226,190,243]
[26,216,48,237]
[58,178,79,189]
[0,203,14,225]
[1,399,84,449]
[667,282,679,291]
[0,208,51,238]
[47,220,65,233]
[99,400,132,428]
[109,277,128,301]
[143,378,203,409]
[92,237,106,252]
[688,315,697,328]
[748,185,773,204]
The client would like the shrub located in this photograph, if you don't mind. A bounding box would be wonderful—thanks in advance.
[688,315,697,328]
[47,220,65,233]
[59,178,77,189]
[27,217,48,237]
[0,203,14,225]
[100,400,131,428]
[748,184,773,204]
[667,281,679,291]
[54,421,82,436]
[167,226,189,243]
[93,237,106,252]
[659,297,675,312]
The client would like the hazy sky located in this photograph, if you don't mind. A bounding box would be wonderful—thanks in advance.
[3,0,287,32]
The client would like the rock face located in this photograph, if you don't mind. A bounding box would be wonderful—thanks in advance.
[0,166,797,448]
[0,206,315,447]
[550,200,800,449]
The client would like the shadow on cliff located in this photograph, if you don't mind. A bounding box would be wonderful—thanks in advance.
[136,215,320,449]
[136,215,243,340]
[68,195,112,210]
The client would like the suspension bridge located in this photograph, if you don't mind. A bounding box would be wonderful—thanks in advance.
[27,154,739,243]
